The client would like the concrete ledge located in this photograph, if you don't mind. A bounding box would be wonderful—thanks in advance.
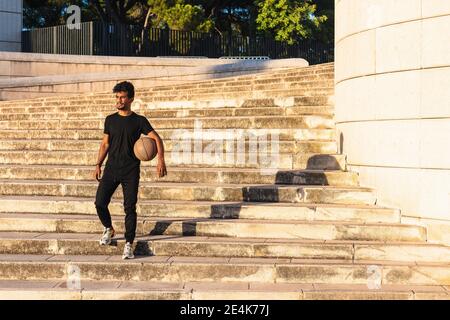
[0,51,237,66]
[0,51,308,77]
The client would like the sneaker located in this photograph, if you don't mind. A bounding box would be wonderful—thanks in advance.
[122,242,135,260]
[99,227,115,246]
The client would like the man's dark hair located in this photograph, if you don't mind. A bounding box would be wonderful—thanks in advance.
[113,81,135,99]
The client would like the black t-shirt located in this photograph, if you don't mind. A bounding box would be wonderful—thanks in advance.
[104,112,153,172]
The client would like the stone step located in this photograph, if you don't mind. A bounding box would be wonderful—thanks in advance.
[137,76,334,93]
[0,95,334,114]
[250,78,333,87]
[0,214,426,241]
[1,233,448,262]
[0,128,337,141]
[0,180,373,204]
[0,115,335,130]
[140,92,334,101]
[241,185,374,204]
[197,69,334,83]
[0,165,357,187]
[138,87,334,98]
[0,255,447,286]
[160,68,334,83]
[0,150,346,170]
[139,80,334,91]
[0,280,447,300]
[138,91,334,103]
[0,139,338,155]
[143,105,334,117]
[0,96,334,114]
[144,78,334,91]
[250,74,334,83]
[139,75,335,92]
[0,196,399,223]
[0,106,334,120]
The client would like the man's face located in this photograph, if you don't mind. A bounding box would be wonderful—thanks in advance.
[115,91,133,109]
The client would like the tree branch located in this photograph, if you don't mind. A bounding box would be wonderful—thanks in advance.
[105,0,122,24]
[124,0,139,12]
[91,0,108,23]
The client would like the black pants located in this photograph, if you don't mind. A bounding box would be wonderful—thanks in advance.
[94,165,140,244]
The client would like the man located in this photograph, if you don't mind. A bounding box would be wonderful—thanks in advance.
[93,81,167,259]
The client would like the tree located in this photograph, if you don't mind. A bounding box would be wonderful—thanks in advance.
[89,0,148,25]
[255,0,327,44]
[24,0,334,44]
[314,0,334,43]
[144,0,213,32]
[164,2,213,32]
[195,0,255,36]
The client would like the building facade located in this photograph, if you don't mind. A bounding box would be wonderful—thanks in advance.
[0,0,22,52]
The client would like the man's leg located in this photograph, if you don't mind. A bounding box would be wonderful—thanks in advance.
[121,167,140,244]
[95,168,120,229]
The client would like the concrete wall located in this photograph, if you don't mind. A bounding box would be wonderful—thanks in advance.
[335,0,450,244]
[0,52,239,79]
[0,1,22,52]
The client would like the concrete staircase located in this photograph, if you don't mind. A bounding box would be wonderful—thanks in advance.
[0,62,449,300]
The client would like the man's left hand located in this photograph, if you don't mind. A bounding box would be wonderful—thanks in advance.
[157,158,167,178]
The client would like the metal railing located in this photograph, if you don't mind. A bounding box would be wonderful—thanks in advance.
[22,21,334,64]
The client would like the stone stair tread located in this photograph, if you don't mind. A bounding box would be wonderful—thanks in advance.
[0,194,393,209]
[0,114,333,121]
[0,150,341,156]
[0,128,337,142]
[0,92,333,105]
[0,280,446,300]
[1,94,334,107]
[0,253,448,267]
[139,92,335,100]
[0,163,342,173]
[0,138,336,143]
[0,178,370,190]
[0,279,185,292]
[0,232,445,248]
[0,212,421,228]
[0,106,334,115]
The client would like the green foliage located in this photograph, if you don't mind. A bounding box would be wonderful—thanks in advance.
[147,0,213,32]
[24,0,334,42]
[255,0,327,44]
[314,0,334,43]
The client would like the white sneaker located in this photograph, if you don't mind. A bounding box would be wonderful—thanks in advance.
[122,242,135,259]
[99,227,115,246]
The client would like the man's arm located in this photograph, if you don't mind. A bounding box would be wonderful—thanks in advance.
[96,134,110,166]
[93,134,110,181]
[146,130,164,159]
[146,130,167,177]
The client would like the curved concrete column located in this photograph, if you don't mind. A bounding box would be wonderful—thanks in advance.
[335,0,450,243]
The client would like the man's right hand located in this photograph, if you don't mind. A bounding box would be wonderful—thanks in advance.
[94,165,102,181]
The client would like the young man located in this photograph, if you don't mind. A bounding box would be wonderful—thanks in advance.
[93,81,167,259]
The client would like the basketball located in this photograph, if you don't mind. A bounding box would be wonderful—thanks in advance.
[134,137,157,161]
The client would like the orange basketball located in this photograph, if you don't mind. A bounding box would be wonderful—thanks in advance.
[134,137,157,161]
